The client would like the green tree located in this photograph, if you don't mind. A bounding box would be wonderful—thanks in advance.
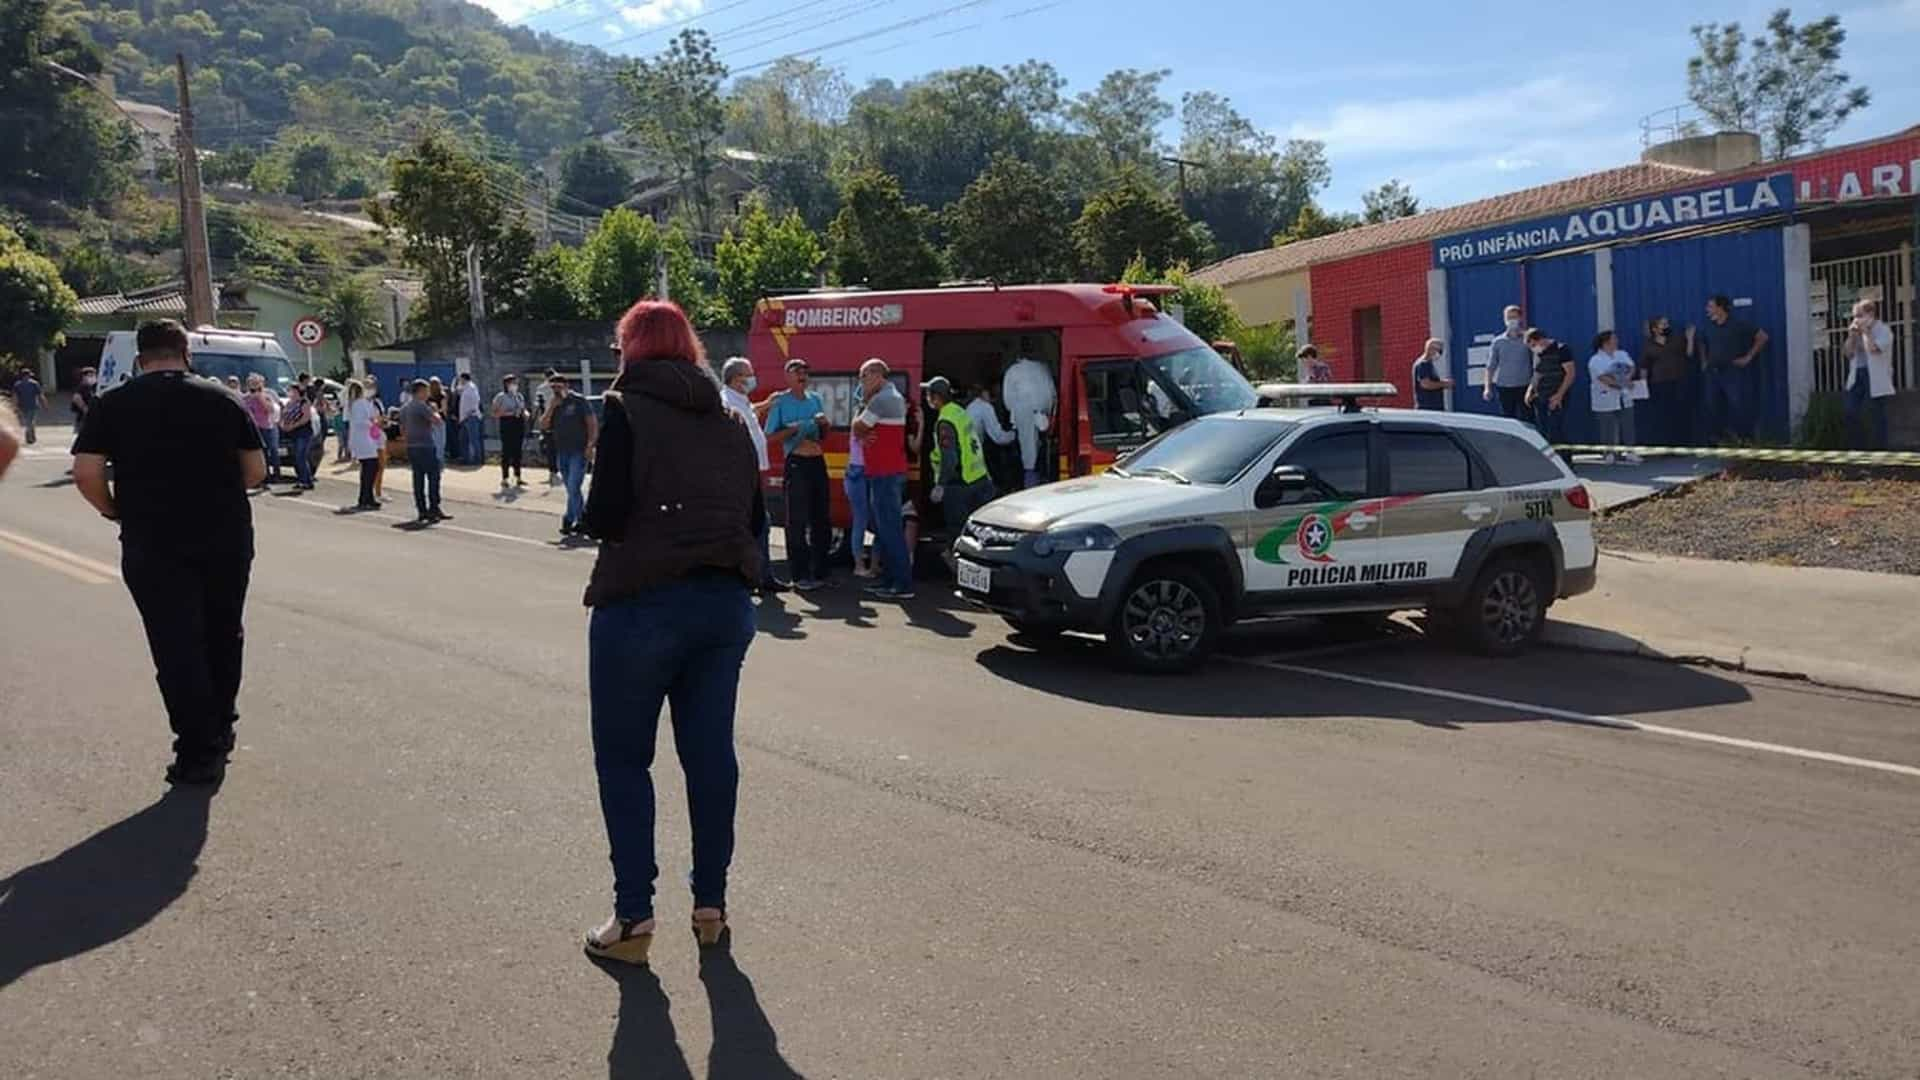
[713,198,824,327]
[1361,179,1420,223]
[1687,9,1870,159]
[576,208,661,320]
[1273,203,1362,247]
[0,223,80,366]
[618,29,727,234]
[827,169,943,289]
[1,0,135,207]
[375,134,514,335]
[1073,169,1196,281]
[520,246,584,321]
[317,275,386,363]
[557,141,632,212]
[286,133,345,202]
[1119,257,1241,345]
[943,153,1073,284]
[843,66,1046,212]
[1067,68,1172,173]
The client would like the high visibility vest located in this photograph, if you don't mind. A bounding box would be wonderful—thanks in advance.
[931,401,988,486]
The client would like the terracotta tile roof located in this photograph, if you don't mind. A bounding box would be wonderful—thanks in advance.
[1192,161,1710,287]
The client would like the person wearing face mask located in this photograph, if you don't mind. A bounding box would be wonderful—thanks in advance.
[719,357,781,594]
[1522,327,1576,457]
[1483,306,1533,420]
[1411,338,1453,410]
[1844,299,1895,449]
[1638,315,1691,446]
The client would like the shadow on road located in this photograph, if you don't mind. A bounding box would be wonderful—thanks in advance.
[0,787,214,990]
[976,618,1754,727]
[700,933,805,1080]
[599,960,695,1080]
[594,934,804,1080]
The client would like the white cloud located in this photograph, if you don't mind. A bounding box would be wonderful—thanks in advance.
[621,0,704,28]
[463,0,555,20]
[1493,156,1538,172]
[1288,77,1613,157]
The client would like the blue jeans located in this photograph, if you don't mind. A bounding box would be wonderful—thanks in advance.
[1704,369,1753,443]
[286,429,313,486]
[844,463,871,561]
[19,405,35,444]
[1845,374,1889,449]
[462,416,484,465]
[589,577,755,920]
[866,473,911,591]
[556,450,587,526]
[258,426,280,480]
[407,445,442,517]
[431,419,447,462]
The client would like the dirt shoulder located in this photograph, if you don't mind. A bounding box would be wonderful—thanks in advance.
[1595,463,1920,576]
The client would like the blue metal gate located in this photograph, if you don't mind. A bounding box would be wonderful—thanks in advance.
[1611,228,1789,442]
[1444,262,1524,417]
[1524,253,1600,444]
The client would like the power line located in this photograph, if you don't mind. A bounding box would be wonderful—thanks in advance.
[728,0,995,74]
[583,0,770,50]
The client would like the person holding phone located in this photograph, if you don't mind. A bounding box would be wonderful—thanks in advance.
[763,358,832,590]
[1844,298,1895,449]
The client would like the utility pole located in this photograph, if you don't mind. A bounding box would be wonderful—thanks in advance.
[538,169,553,249]
[465,243,492,377]
[174,54,215,328]
[1161,154,1202,214]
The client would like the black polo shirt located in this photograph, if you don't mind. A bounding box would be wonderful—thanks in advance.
[72,370,262,552]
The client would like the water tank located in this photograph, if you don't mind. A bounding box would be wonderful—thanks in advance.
[1641,131,1763,173]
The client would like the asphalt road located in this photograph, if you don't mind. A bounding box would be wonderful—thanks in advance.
[2,443,1917,1079]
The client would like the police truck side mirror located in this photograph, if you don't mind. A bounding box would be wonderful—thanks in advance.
[1256,464,1309,509]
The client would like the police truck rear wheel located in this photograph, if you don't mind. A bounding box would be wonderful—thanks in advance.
[1107,565,1220,674]
[1455,555,1547,657]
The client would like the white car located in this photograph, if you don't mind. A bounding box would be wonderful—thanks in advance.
[953,386,1598,672]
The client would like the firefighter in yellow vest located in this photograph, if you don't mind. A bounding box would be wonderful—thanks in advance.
[922,376,995,535]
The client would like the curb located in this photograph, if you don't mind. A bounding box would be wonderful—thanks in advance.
[1542,622,1920,700]
[311,467,575,520]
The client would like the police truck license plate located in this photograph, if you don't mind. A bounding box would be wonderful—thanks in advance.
[957,559,991,594]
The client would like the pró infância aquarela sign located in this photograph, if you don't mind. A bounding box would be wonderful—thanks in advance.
[1433,173,1796,268]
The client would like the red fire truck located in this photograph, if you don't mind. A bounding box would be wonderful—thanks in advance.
[744,282,1260,530]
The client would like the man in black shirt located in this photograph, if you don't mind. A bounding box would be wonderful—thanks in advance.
[72,320,267,786]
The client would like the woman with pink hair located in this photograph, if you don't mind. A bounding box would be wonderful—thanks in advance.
[577,300,763,966]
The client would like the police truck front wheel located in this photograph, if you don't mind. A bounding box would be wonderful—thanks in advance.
[1452,554,1548,657]
[1107,564,1220,674]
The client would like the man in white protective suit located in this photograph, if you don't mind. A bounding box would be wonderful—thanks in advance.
[1000,339,1055,490]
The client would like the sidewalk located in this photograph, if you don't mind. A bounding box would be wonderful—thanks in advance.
[1568,454,1724,513]
[316,456,585,518]
[1546,550,1920,698]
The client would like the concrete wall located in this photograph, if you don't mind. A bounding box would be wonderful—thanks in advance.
[1219,268,1311,329]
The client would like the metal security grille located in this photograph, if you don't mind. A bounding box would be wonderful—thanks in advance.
[1810,245,1913,393]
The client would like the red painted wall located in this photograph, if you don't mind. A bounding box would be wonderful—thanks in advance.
[1308,243,1433,407]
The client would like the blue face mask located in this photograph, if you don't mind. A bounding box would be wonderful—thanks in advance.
[742,376,757,393]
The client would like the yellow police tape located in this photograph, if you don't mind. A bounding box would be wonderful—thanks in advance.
[1552,445,1920,467]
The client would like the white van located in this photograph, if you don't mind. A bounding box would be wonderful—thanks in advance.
[99,327,297,396]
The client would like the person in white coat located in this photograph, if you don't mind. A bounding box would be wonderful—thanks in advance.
[1844,299,1895,450]
[966,382,1018,493]
[1000,343,1055,489]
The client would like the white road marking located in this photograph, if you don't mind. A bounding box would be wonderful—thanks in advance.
[0,528,122,578]
[265,492,579,550]
[1227,656,1920,780]
[0,533,114,585]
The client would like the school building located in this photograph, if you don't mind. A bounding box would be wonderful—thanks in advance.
[1194,125,1920,447]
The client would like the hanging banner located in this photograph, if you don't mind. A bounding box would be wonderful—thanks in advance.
[1433,173,1796,268]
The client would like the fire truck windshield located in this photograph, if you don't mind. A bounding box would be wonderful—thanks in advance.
[1140,345,1259,419]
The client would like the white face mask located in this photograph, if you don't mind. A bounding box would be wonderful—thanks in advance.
[742,376,757,393]
[1505,318,1523,333]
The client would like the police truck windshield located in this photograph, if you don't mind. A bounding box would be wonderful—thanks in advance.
[1141,345,1259,417]
[1114,416,1296,485]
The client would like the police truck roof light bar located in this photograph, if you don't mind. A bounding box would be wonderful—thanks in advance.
[1255,382,1400,413]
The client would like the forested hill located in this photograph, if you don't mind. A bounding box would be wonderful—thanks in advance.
[63,0,619,162]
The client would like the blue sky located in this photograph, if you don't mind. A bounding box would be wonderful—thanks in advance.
[477,0,1920,213]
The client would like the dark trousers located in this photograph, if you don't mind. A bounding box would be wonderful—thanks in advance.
[1704,369,1754,443]
[408,445,442,518]
[1645,379,1685,447]
[1845,376,1889,449]
[1531,395,1569,457]
[783,454,831,582]
[121,541,251,766]
[499,417,525,480]
[357,456,379,507]
[1496,386,1528,421]
[286,429,313,487]
[589,578,755,921]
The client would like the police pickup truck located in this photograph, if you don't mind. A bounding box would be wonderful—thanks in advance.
[952,384,1597,673]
